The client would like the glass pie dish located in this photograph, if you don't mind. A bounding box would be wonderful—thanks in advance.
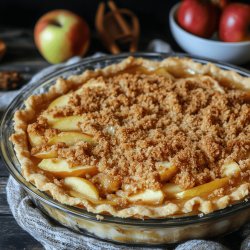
[1,52,250,245]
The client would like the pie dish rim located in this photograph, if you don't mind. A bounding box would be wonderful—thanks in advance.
[1,52,250,225]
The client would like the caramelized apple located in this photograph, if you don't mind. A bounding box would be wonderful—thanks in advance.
[51,115,87,131]
[221,161,240,177]
[95,173,121,193]
[48,94,71,109]
[69,190,117,205]
[38,159,98,177]
[128,189,164,205]
[175,178,229,199]
[82,78,106,89]
[156,161,177,182]
[64,176,99,200]
[48,132,94,146]
[33,149,58,159]
[162,183,183,199]
[28,132,44,147]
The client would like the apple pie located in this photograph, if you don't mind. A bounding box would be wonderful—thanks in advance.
[11,57,250,219]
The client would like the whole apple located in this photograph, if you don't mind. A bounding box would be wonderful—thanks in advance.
[34,10,90,64]
[177,0,219,38]
[219,3,250,42]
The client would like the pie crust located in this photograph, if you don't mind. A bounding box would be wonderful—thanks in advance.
[11,57,250,218]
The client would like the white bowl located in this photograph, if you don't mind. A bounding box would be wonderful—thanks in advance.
[169,3,250,65]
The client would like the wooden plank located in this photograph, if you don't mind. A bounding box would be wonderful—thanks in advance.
[0,215,43,250]
[0,176,10,215]
[0,160,9,177]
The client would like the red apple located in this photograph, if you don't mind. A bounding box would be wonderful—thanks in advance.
[34,10,90,64]
[177,0,219,38]
[219,3,250,42]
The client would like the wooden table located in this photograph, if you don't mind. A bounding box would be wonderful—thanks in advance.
[0,28,47,249]
[0,28,248,250]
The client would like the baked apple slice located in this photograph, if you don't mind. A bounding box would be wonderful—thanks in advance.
[33,149,58,159]
[221,161,240,177]
[153,67,173,79]
[38,159,98,178]
[28,131,44,147]
[128,189,164,205]
[156,161,177,181]
[175,178,229,199]
[51,115,87,131]
[40,111,62,125]
[48,132,94,146]
[48,80,105,110]
[48,93,71,109]
[64,176,99,200]
[125,66,149,75]
[95,173,121,193]
[69,190,117,205]
[82,78,106,89]
[162,183,183,199]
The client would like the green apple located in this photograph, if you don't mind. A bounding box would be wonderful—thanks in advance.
[34,10,90,64]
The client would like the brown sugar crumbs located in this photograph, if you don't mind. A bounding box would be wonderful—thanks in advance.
[31,69,250,193]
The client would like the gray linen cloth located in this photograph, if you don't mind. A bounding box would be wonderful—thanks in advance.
[3,40,250,250]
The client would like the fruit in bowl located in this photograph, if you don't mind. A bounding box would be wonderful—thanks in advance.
[169,2,250,64]
[177,0,219,38]
[219,3,250,42]
[176,0,250,43]
[34,10,90,64]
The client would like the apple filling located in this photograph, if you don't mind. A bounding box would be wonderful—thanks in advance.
[12,57,250,218]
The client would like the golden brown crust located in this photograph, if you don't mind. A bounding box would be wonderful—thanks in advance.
[11,57,250,218]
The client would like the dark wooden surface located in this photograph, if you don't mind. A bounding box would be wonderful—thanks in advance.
[0,29,45,249]
[0,28,249,250]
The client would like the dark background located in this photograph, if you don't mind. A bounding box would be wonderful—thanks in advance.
[0,0,248,54]
[1,0,177,29]
[1,0,181,54]
[0,0,248,58]
[1,0,249,29]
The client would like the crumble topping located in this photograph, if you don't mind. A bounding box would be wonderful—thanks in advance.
[30,70,250,193]
[28,116,48,134]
